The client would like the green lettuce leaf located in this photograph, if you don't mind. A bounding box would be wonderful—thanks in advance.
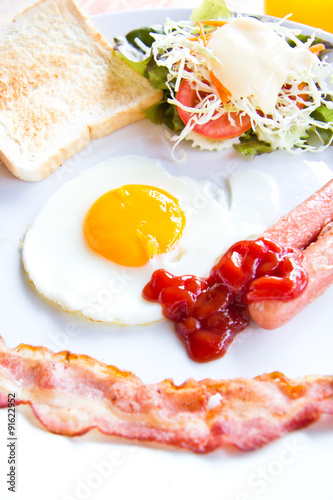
[233,130,273,157]
[310,105,333,145]
[124,25,163,50]
[113,24,164,76]
[146,58,169,89]
[311,105,333,124]
[144,99,184,132]
[113,22,183,130]
[114,49,150,76]
[190,0,231,22]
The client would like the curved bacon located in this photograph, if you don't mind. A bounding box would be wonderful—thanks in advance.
[0,336,332,453]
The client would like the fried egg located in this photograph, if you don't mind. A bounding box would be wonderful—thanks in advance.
[22,155,279,325]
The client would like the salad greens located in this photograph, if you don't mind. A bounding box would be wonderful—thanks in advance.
[190,0,231,22]
[114,26,182,131]
[310,106,333,145]
[114,0,333,158]
[233,131,274,157]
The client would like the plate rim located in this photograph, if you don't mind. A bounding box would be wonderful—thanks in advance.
[92,7,333,42]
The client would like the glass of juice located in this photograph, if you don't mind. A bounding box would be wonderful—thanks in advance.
[265,0,333,33]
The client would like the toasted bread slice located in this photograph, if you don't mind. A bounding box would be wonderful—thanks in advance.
[0,0,162,181]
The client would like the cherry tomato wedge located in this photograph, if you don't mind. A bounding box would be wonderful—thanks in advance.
[176,79,252,140]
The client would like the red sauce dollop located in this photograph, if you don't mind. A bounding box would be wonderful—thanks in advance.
[143,237,308,363]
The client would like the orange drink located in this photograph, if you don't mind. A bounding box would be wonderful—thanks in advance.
[265,0,333,33]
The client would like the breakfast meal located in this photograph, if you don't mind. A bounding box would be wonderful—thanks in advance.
[19,153,333,364]
[21,154,279,326]
[0,0,161,181]
[1,0,333,466]
[115,0,333,157]
[0,337,332,453]
[144,178,333,361]
[1,0,331,182]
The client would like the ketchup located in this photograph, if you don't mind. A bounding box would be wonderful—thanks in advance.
[143,237,308,363]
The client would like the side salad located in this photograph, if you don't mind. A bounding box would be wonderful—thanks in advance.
[114,0,333,158]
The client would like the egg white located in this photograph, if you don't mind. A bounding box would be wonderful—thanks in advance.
[22,155,279,325]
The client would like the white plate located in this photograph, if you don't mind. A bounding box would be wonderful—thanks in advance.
[0,8,333,500]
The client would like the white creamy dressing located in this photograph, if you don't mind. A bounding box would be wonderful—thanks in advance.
[206,17,319,114]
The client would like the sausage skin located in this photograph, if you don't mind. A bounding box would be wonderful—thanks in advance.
[249,178,333,330]
[262,178,333,250]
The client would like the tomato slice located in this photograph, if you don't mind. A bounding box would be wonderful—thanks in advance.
[176,79,252,140]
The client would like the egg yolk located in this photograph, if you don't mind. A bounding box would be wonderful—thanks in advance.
[84,185,186,267]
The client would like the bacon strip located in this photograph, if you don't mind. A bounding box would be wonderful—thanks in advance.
[249,179,333,329]
[0,337,332,453]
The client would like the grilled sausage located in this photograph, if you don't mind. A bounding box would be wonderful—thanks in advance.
[249,179,333,330]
